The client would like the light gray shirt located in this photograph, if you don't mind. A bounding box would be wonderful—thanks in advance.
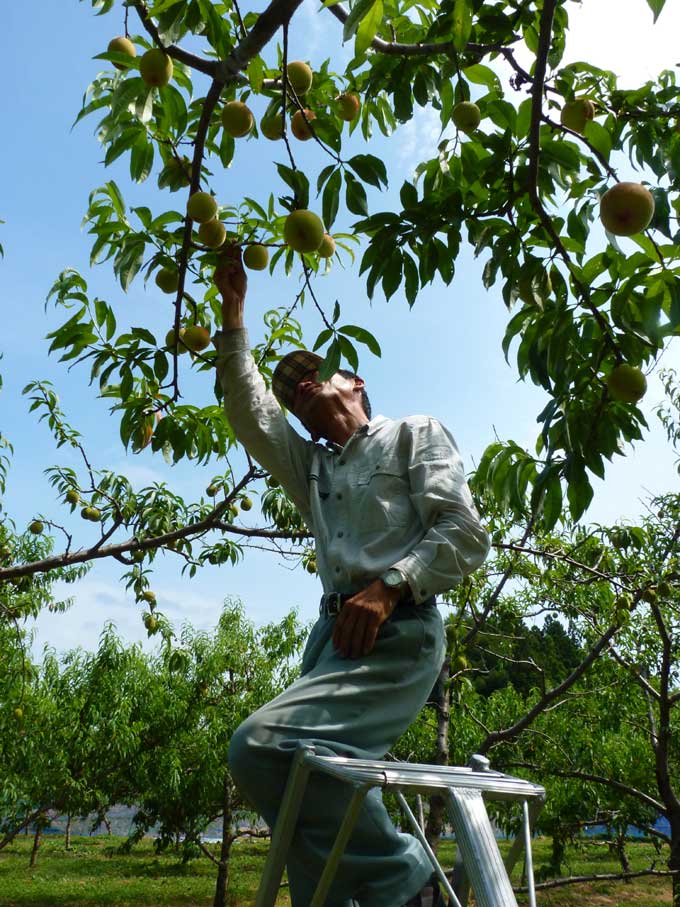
[215,329,490,604]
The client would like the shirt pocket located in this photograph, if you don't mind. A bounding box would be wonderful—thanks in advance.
[353,456,413,532]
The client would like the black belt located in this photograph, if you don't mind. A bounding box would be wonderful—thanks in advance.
[319,591,434,617]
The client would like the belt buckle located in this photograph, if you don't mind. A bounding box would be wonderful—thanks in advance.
[326,592,343,616]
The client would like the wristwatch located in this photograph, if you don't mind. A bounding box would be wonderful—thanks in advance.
[380,568,410,602]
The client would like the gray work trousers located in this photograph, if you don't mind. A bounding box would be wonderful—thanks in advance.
[228,600,446,907]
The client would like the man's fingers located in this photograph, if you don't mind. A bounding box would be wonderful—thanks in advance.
[348,614,369,659]
[362,622,379,657]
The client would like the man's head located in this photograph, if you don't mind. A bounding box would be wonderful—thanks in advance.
[272,350,371,443]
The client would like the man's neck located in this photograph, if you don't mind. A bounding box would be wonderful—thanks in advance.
[322,410,369,447]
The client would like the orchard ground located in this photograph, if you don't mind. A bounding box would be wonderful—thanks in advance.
[0,835,670,907]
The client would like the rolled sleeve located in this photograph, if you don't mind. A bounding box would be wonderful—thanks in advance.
[214,329,314,519]
[392,418,490,604]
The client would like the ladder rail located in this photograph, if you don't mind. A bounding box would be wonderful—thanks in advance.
[254,745,545,907]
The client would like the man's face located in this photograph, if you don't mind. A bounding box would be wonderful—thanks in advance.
[292,369,364,439]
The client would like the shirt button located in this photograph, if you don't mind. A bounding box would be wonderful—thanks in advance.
[336,493,342,500]
[335,567,341,573]
[337,531,344,538]
[339,459,345,466]
[420,589,427,596]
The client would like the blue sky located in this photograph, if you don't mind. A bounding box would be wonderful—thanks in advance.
[1,1,678,659]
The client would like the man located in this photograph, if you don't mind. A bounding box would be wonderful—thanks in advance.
[213,247,490,907]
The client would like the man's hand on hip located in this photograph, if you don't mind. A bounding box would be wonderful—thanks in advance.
[214,243,247,330]
[332,579,401,659]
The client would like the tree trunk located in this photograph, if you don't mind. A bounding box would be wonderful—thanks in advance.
[670,812,680,907]
[65,815,72,851]
[425,653,451,853]
[0,808,46,853]
[614,829,630,878]
[213,781,235,907]
[29,821,45,868]
[104,815,112,836]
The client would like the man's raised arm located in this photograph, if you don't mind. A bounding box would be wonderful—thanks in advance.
[213,247,314,517]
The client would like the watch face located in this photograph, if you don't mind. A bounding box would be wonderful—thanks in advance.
[384,569,403,588]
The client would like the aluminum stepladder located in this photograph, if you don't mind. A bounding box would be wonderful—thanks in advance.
[255,744,545,907]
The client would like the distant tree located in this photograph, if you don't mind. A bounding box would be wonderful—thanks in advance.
[115,600,308,907]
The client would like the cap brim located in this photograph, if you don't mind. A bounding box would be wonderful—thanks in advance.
[272,349,324,412]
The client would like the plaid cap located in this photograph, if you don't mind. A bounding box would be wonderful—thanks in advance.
[272,349,324,412]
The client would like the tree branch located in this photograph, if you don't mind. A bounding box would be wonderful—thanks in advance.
[517,867,679,893]
[505,762,664,814]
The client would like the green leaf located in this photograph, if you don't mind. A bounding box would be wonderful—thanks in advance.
[355,0,383,55]
[318,339,341,381]
[338,324,381,357]
[322,168,342,229]
[345,172,368,216]
[452,0,473,52]
[313,327,334,352]
[583,120,612,161]
[400,181,418,209]
[347,154,388,189]
[463,63,501,93]
[317,164,337,194]
[247,57,265,92]
[403,254,419,306]
[276,164,309,209]
[646,0,667,22]
[342,0,376,41]
[154,350,169,382]
[130,136,154,183]
[338,335,359,373]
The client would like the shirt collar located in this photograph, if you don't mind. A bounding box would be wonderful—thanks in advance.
[324,415,389,453]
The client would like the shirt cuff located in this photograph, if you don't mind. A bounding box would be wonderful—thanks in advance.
[213,327,250,354]
[391,554,440,605]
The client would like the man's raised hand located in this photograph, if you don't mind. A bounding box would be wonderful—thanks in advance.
[214,244,247,330]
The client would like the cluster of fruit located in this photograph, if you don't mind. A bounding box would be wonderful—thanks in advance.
[222,60,360,143]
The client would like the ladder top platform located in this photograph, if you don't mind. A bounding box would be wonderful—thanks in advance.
[301,750,546,803]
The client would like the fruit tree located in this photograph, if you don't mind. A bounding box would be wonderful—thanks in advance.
[1,0,679,611]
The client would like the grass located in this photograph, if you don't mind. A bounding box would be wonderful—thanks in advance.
[0,834,672,906]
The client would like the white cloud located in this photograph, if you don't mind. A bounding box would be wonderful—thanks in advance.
[562,0,680,83]
[395,105,451,177]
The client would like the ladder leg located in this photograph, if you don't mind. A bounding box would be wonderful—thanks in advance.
[445,788,518,907]
[255,744,315,907]
[452,843,470,907]
[394,790,463,907]
[309,784,369,907]
[522,799,538,907]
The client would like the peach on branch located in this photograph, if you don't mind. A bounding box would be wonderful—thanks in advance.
[221,100,254,137]
[291,109,316,141]
[139,48,173,87]
[600,182,655,236]
[284,210,325,253]
[107,36,136,70]
[166,326,189,354]
[452,101,481,134]
[560,98,595,134]
[286,61,313,95]
[318,234,336,258]
[198,218,227,249]
[260,115,284,140]
[606,363,647,403]
[243,244,269,270]
[65,489,80,505]
[186,191,218,224]
[28,520,44,535]
[183,325,211,352]
[155,267,179,294]
[336,92,361,122]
